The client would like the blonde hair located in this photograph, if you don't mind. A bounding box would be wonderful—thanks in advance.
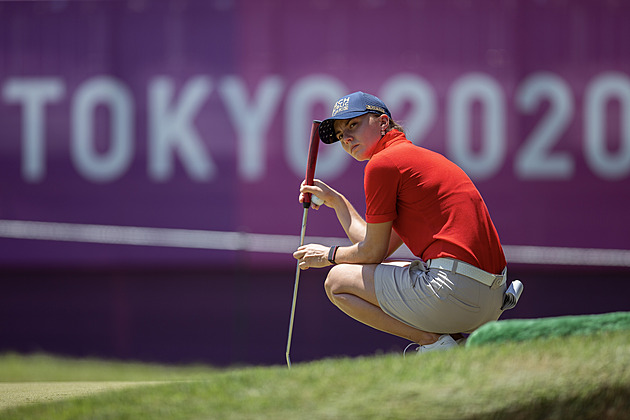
[388,119,405,134]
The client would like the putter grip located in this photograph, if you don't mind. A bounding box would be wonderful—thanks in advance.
[303,120,321,208]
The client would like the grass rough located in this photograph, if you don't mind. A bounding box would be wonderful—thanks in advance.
[0,330,629,419]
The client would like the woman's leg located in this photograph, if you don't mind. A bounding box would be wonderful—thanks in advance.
[324,263,442,345]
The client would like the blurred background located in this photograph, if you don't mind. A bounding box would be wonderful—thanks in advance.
[1,0,628,366]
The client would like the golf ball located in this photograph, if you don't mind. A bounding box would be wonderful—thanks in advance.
[311,195,324,206]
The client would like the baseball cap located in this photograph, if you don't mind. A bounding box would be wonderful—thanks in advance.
[318,91,392,144]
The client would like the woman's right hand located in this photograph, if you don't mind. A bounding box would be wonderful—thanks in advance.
[299,179,338,210]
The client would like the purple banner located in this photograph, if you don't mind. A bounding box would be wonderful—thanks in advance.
[1,0,629,267]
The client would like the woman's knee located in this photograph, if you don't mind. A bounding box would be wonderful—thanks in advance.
[324,264,373,296]
[324,264,380,307]
[324,265,343,299]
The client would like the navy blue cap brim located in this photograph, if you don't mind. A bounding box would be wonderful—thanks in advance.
[318,110,371,144]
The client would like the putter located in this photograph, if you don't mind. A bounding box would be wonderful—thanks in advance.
[286,120,321,369]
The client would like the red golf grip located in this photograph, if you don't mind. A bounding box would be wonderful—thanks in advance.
[303,120,321,208]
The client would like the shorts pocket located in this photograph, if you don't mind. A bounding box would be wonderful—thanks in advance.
[448,293,480,313]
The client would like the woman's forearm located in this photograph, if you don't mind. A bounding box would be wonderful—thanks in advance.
[330,192,367,244]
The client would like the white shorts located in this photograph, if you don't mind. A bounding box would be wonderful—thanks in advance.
[374,260,506,334]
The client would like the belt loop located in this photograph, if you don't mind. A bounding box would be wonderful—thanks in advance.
[409,260,427,288]
[491,268,507,289]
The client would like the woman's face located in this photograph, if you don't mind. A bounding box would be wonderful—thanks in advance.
[333,113,386,161]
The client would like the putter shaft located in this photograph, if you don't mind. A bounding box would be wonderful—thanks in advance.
[286,206,309,369]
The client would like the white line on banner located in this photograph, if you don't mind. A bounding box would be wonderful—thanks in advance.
[0,219,628,268]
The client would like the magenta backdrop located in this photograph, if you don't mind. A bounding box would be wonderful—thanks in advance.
[1,1,629,267]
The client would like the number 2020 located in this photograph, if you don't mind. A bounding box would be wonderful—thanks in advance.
[388,72,630,181]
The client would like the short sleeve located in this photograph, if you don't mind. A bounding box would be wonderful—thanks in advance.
[364,155,400,223]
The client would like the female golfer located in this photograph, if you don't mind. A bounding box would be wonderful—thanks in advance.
[293,91,508,353]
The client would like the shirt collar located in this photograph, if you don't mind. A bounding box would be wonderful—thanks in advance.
[370,129,409,157]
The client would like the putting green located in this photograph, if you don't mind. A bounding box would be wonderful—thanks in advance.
[0,381,162,411]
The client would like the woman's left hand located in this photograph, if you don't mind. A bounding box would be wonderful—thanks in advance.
[293,244,332,269]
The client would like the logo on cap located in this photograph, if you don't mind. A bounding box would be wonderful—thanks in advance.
[365,105,386,114]
[332,97,350,117]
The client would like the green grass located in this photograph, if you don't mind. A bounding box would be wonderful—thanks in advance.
[468,311,630,347]
[1,331,629,419]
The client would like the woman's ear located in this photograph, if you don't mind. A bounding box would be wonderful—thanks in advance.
[379,114,390,134]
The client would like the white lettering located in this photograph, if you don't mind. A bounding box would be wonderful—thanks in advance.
[584,72,630,180]
[515,73,574,179]
[447,73,506,180]
[2,78,65,182]
[148,76,214,182]
[219,76,284,182]
[71,76,133,183]
[3,71,630,184]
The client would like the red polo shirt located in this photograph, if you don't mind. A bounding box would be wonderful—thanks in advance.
[364,130,506,274]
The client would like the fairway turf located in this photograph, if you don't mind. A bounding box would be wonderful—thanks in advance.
[1,331,629,419]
